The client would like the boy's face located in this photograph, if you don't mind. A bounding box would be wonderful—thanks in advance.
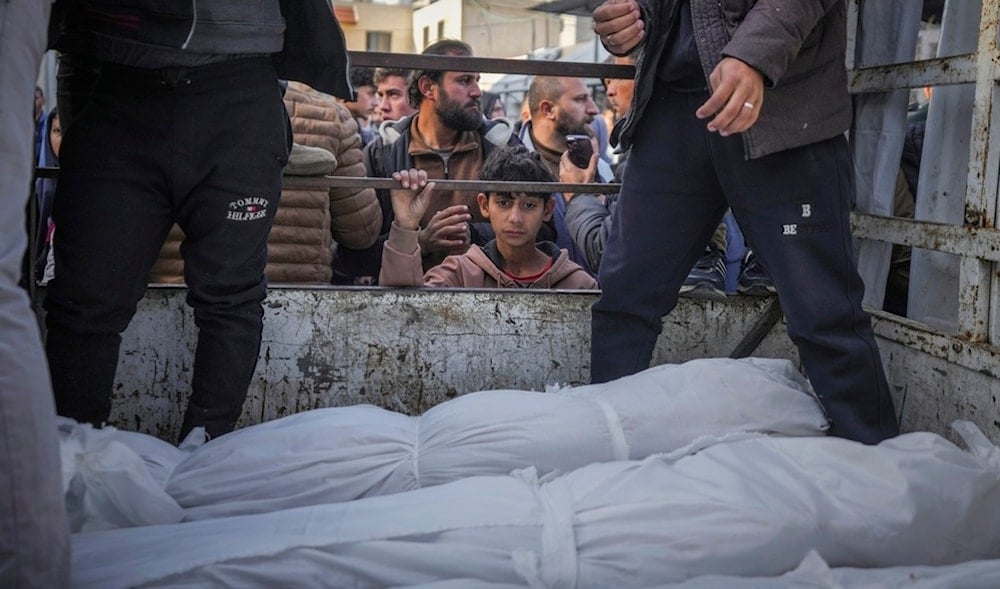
[477,192,554,248]
[346,85,379,119]
[378,75,417,122]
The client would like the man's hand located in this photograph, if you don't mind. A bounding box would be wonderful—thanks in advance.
[696,57,764,136]
[593,0,645,56]
[390,169,435,231]
[420,205,472,255]
[559,146,598,203]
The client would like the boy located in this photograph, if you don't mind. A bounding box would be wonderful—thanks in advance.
[379,145,597,289]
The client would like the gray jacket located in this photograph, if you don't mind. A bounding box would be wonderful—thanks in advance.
[618,0,851,159]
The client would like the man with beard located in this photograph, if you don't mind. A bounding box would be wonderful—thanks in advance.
[519,76,612,274]
[331,39,520,282]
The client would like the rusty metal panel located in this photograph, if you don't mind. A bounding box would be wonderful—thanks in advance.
[881,338,1000,445]
[907,0,982,333]
[850,213,1000,261]
[110,288,796,441]
[956,0,1000,343]
[104,288,1000,446]
[870,310,1000,378]
[849,54,978,93]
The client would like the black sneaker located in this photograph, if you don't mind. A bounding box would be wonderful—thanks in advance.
[737,249,776,295]
[681,244,727,300]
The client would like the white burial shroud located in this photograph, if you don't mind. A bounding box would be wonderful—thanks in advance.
[71,424,1000,588]
[165,357,829,519]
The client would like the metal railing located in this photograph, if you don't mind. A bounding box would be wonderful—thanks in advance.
[847,0,1000,366]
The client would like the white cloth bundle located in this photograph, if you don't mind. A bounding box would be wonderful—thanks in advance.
[648,550,1000,588]
[57,419,190,532]
[167,357,828,520]
[71,424,1000,588]
[406,552,1000,589]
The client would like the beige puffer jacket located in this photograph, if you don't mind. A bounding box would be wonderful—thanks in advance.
[150,83,380,285]
[148,187,333,284]
[283,82,380,249]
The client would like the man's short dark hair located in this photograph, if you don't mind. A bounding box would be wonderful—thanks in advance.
[350,66,375,90]
[479,145,554,199]
[526,76,565,118]
[408,39,474,108]
[373,66,410,87]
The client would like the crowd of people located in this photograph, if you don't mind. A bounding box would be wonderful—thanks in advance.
[24,28,785,300]
[4,0,903,586]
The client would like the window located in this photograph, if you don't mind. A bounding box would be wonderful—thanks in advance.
[423,25,430,49]
[437,20,445,40]
[366,31,391,52]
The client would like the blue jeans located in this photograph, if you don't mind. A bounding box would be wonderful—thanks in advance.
[592,84,899,444]
[45,57,289,441]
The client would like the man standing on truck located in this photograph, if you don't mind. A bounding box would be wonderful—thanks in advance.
[44,0,354,443]
[590,0,900,443]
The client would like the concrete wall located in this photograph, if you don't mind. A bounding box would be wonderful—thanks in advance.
[412,0,561,56]
[339,3,416,53]
[95,288,1000,445]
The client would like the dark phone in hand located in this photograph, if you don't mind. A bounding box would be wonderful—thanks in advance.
[565,135,593,169]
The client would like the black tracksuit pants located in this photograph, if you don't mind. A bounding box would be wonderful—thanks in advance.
[45,57,289,441]
[591,83,899,444]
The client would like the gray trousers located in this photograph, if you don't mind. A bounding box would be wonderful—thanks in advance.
[0,1,70,587]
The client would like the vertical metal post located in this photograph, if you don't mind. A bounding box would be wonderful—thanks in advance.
[957,0,1000,343]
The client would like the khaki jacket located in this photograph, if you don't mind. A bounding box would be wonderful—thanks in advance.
[283,82,381,250]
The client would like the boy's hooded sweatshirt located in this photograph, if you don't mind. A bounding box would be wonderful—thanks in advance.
[379,224,598,289]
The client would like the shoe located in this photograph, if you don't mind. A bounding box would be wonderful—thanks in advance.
[284,143,337,176]
[681,244,727,301]
[737,249,776,295]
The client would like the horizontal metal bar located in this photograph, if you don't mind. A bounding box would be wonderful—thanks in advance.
[349,51,635,80]
[36,167,619,194]
[284,176,620,194]
[869,309,1000,377]
[848,54,978,93]
[851,212,1000,262]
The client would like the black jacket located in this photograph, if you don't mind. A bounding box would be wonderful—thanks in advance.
[50,0,353,99]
